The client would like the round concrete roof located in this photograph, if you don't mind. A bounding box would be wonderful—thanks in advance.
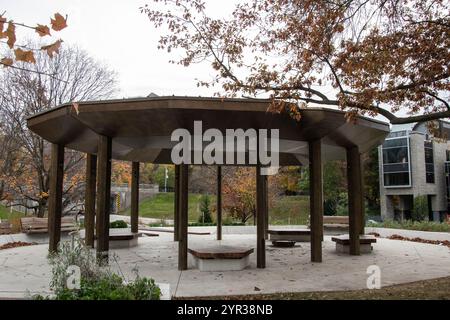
[26,96,389,165]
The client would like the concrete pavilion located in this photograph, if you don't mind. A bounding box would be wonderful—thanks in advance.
[26,96,389,270]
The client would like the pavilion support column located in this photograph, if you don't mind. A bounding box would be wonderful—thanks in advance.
[84,154,97,248]
[178,164,189,270]
[256,165,267,268]
[130,162,139,234]
[264,174,269,240]
[48,143,64,253]
[96,135,112,263]
[174,165,180,241]
[347,146,363,255]
[216,166,222,241]
[309,139,323,263]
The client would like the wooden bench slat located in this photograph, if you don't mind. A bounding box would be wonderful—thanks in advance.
[188,246,254,259]
[21,217,77,234]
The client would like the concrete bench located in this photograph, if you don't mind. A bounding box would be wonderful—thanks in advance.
[331,234,377,254]
[93,229,142,248]
[323,216,349,235]
[188,246,254,271]
[20,216,77,234]
[268,229,310,243]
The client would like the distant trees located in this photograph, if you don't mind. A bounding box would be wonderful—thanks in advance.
[222,167,281,223]
[222,167,257,223]
[198,194,212,223]
[0,45,117,216]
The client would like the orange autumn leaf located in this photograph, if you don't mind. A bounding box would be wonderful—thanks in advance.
[50,13,67,31]
[0,57,13,66]
[5,22,16,48]
[72,102,79,115]
[41,39,62,58]
[35,24,51,37]
[0,16,6,35]
[14,48,36,63]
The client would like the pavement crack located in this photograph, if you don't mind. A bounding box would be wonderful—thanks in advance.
[413,245,425,262]
[174,269,182,298]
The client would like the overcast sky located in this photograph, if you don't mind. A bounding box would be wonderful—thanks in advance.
[1,0,240,98]
[1,1,402,123]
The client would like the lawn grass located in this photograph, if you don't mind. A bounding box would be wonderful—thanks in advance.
[0,205,25,233]
[121,193,310,225]
[180,276,450,300]
[368,219,450,232]
[270,195,309,225]
[122,193,209,222]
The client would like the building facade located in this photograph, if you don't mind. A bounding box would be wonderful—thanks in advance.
[379,121,450,222]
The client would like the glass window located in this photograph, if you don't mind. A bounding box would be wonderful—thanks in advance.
[424,141,434,183]
[381,136,411,187]
[382,147,409,164]
[382,138,408,149]
[383,173,410,186]
[387,131,407,139]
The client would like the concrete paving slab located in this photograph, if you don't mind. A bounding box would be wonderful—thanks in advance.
[0,229,449,299]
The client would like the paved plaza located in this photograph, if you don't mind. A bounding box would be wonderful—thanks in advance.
[0,227,449,299]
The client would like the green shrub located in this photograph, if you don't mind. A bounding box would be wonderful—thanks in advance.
[335,192,348,216]
[323,199,337,216]
[198,195,212,223]
[412,195,428,221]
[38,237,160,300]
[110,220,128,228]
[55,273,160,300]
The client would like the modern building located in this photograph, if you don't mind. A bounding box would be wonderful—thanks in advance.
[379,121,450,222]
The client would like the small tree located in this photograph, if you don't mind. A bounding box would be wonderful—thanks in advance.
[198,194,212,224]
[412,195,428,221]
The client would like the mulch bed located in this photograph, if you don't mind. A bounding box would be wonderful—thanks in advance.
[0,241,37,250]
[179,276,450,300]
[388,234,450,248]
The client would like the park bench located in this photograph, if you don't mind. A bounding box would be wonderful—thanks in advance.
[323,216,349,235]
[268,229,310,247]
[0,220,12,235]
[188,245,254,271]
[331,234,376,254]
[20,216,77,234]
[90,228,145,248]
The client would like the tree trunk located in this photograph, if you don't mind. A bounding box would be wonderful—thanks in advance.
[37,198,47,217]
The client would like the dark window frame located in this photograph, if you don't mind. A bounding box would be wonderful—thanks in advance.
[424,140,435,183]
[381,136,411,187]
